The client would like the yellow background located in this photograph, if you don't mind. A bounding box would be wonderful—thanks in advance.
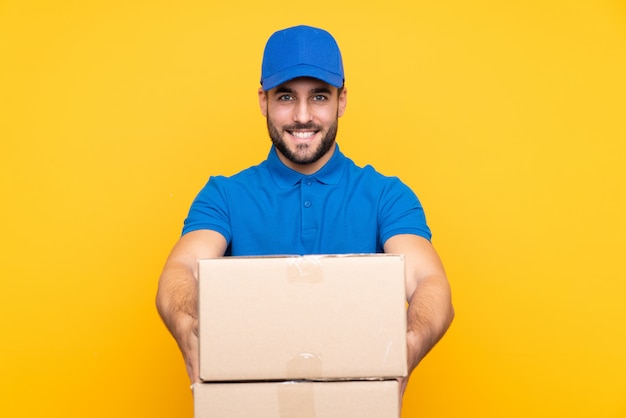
[1,0,625,417]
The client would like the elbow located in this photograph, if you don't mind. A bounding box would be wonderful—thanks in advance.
[448,302,455,328]
[155,279,169,322]
[446,285,455,328]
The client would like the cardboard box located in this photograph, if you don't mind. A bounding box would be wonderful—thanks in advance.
[198,254,407,382]
[193,380,400,418]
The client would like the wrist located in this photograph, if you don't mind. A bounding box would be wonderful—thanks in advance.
[406,329,427,372]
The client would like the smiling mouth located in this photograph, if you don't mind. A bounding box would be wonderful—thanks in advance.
[286,124,321,140]
[289,130,317,139]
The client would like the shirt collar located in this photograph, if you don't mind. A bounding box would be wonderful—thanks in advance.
[266,144,347,189]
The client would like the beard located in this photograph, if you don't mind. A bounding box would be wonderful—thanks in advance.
[267,117,338,166]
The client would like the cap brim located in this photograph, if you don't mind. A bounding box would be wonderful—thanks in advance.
[261,64,344,91]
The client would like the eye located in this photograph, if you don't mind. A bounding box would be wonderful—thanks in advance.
[312,95,328,101]
[277,94,295,101]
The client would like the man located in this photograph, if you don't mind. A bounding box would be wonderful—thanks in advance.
[156,25,454,401]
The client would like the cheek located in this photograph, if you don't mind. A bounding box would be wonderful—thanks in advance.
[317,107,339,124]
[267,106,292,124]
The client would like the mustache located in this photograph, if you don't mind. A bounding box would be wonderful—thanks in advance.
[283,123,321,131]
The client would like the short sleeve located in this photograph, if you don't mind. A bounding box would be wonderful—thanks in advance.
[378,177,432,246]
[182,176,232,242]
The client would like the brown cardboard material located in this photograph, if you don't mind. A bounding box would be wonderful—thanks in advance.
[193,380,400,418]
[198,254,407,382]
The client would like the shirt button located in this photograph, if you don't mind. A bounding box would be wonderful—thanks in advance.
[306,181,312,186]
[304,201,312,208]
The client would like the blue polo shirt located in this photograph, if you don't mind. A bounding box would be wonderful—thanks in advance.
[182,145,431,256]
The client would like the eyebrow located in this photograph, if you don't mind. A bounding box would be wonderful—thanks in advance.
[311,87,332,94]
[273,86,333,95]
[274,86,294,94]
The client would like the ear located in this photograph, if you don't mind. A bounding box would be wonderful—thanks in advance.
[337,86,347,117]
[258,87,268,117]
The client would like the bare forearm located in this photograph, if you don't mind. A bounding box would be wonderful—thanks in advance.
[156,262,201,382]
[406,273,454,371]
[156,230,227,327]
[156,230,227,383]
[156,263,198,339]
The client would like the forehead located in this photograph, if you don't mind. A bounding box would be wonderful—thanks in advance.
[270,77,336,93]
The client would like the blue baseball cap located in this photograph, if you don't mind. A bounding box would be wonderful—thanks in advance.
[260,25,344,91]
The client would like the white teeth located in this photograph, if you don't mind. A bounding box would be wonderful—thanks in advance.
[291,131,315,139]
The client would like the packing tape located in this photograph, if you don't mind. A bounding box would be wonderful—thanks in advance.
[286,352,323,378]
[277,382,316,418]
[286,256,323,283]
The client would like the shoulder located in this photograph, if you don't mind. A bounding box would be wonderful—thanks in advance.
[226,160,266,180]
[207,160,268,188]
[346,160,413,193]
[341,152,402,181]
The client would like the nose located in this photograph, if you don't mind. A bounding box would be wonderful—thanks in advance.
[293,100,313,123]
